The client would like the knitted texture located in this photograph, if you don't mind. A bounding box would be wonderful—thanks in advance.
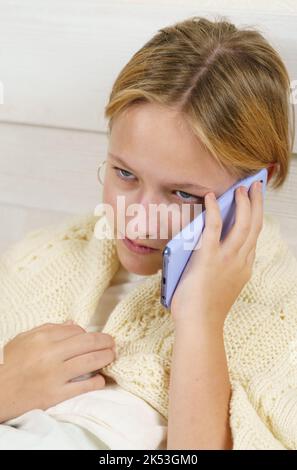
[1,211,297,449]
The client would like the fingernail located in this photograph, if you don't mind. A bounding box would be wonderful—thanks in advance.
[256,181,262,190]
[207,192,216,200]
[240,186,248,195]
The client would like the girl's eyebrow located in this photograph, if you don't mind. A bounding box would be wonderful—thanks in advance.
[108,152,213,191]
[108,153,135,171]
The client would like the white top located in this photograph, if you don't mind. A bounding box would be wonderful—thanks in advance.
[46,265,168,450]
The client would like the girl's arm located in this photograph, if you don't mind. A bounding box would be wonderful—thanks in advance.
[166,182,263,450]
[167,317,232,450]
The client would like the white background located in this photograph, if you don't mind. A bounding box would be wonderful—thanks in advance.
[0,0,296,254]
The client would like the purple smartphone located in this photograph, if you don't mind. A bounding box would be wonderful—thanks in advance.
[160,168,268,309]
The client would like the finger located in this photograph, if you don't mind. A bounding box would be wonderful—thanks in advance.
[21,322,78,340]
[201,192,223,249]
[25,321,84,339]
[57,332,115,361]
[246,246,256,268]
[25,322,62,334]
[239,181,264,257]
[222,186,251,254]
[63,373,106,398]
[50,323,86,342]
[63,349,115,381]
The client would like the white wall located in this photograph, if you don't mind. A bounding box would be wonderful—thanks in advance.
[0,0,296,254]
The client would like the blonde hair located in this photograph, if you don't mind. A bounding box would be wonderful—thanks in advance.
[104,15,295,189]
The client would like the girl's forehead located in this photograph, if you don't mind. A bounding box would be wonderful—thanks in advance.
[108,103,237,191]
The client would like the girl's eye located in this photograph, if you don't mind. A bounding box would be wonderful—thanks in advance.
[113,166,204,205]
[174,190,204,204]
[113,167,135,180]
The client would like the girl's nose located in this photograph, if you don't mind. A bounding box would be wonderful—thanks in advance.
[127,195,160,240]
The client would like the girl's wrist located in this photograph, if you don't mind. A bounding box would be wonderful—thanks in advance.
[172,306,225,336]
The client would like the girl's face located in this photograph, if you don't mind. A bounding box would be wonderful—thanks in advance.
[103,102,237,275]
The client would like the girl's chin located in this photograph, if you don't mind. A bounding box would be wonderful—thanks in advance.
[116,242,162,275]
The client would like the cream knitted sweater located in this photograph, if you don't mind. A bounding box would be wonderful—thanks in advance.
[1,211,297,450]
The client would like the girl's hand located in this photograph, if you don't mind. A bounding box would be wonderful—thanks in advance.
[0,322,116,423]
[170,181,264,330]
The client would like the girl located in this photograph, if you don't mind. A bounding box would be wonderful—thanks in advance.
[0,16,297,450]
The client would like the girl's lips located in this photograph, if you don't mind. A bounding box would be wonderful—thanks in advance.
[122,235,159,254]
